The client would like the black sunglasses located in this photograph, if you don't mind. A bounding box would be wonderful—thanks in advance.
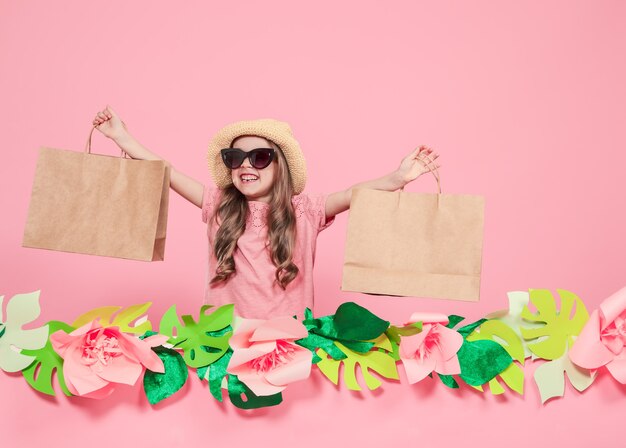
[220,148,275,170]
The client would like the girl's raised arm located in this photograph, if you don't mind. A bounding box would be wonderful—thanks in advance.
[93,105,205,208]
[325,146,439,219]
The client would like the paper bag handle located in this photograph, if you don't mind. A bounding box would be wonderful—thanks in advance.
[85,122,129,158]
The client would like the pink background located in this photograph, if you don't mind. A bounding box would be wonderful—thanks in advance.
[1,0,625,446]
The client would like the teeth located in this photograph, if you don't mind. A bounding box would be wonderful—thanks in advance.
[241,175,258,182]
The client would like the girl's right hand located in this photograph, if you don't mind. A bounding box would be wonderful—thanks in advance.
[92,105,128,141]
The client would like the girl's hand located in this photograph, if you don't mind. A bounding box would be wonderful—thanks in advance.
[92,105,128,141]
[396,145,440,186]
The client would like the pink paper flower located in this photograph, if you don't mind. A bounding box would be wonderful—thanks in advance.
[227,316,312,396]
[570,286,626,383]
[50,320,167,399]
[399,312,464,384]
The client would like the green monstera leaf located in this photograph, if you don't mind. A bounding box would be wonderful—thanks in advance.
[71,302,153,335]
[467,319,526,395]
[520,289,589,360]
[21,320,75,396]
[315,334,399,391]
[227,374,283,409]
[437,317,513,389]
[158,304,233,368]
[198,347,233,402]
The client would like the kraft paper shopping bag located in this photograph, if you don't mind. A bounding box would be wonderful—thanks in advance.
[23,126,170,261]
[341,170,484,301]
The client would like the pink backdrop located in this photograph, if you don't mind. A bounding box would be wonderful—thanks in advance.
[1,0,625,446]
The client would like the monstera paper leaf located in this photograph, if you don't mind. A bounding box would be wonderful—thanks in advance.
[21,320,75,396]
[466,319,526,395]
[533,352,595,404]
[197,347,232,401]
[71,302,153,335]
[0,291,49,372]
[315,333,399,391]
[158,304,233,368]
[521,289,589,360]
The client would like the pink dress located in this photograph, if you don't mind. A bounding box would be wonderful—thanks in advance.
[201,184,335,319]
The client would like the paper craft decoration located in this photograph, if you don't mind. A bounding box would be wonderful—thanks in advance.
[22,126,170,261]
[569,285,626,383]
[342,170,485,301]
[1,287,624,409]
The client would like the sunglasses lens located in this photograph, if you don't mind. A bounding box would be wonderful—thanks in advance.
[250,149,273,169]
[222,150,244,169]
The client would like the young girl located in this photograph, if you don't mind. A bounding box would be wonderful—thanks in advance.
[92,106,440,320]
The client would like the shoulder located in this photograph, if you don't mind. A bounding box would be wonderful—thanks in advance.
[201,183,223,224]
[291,192,335,232]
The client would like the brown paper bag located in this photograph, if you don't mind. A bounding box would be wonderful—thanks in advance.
[341,171,485,301]
[22,127,170,261]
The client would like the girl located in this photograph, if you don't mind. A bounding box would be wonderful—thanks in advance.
[92,106,440,319]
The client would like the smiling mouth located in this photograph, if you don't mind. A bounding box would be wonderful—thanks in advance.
[240,174,259,183]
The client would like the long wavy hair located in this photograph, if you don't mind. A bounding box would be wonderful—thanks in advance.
[208,138,299,289]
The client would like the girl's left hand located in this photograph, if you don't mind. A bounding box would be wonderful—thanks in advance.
[397,145,440,185]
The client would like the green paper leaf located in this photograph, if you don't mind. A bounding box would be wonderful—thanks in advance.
[534,352,596,404]
[227,374,282,409]
[315,335,399,391]
[198,348,233,402]
[457,318,487,338]
[520,289,589,360]
[487,291,540,359]
[332,302,390,341]
[298,303,388,363]
[143,346,188,405]
[21,320,74,396]
[457,338,513,386]
[446,315,465,329]
[467,319,526,395]
[302,302,389,343]
[438,374,459,389]
[71,302,153,335]
[158,304,233,368]
[295,333,348,362]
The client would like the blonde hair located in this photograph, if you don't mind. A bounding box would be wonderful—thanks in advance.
[208,139,299,289]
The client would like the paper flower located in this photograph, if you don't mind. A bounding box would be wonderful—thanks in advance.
[569,286,626,383]
[227,316,312,396]
[50,320,168,399]
[399,312,464,384]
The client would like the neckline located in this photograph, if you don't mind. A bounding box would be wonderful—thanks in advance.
[247,200,270,207]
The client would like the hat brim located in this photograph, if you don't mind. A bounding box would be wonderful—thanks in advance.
[207,119,307,195]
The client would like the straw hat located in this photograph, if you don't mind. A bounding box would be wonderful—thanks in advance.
[206,118,307,195]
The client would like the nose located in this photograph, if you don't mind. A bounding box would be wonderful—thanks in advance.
[240,155,253,168]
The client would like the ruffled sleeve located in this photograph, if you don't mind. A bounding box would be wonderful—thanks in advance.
[201,183,222,224]
[293,193,336,233]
